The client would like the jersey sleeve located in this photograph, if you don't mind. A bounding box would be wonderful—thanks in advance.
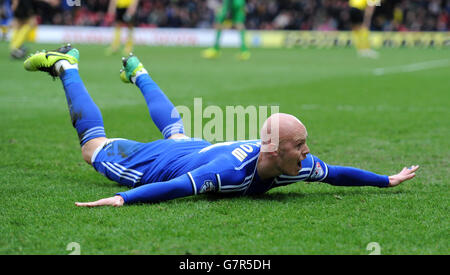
[274,154,327,186]
[304,154,329,182]
[305,155,389,188]
[117,174,194,204]
[276,154,389,188]
[117,156,247,204]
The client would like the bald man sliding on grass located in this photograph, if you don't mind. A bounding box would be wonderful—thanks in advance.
[23,44,419,207]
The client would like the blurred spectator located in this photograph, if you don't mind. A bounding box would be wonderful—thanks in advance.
[12,0,449,31]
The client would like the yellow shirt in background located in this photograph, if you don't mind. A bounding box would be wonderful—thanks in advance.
[349,0,367,10]
[116,0,134,9]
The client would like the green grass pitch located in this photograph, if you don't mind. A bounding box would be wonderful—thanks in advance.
[0,43,448,254]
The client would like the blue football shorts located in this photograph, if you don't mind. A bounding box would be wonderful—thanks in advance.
[90,138,211,188]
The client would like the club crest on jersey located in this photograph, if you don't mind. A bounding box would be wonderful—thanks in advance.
[311,162,324,180]
[199,180,216,194]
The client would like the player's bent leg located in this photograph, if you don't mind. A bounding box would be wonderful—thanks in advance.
[24,44,107,160]
[24,43,78,76]
[120,54,186,139]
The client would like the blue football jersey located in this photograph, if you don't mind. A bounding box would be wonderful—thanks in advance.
[181,140,329,196]
[93,138,329,199]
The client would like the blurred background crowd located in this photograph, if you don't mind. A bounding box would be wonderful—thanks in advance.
[1,0,448,31]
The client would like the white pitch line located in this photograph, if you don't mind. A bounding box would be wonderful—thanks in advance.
[373,59,450,76]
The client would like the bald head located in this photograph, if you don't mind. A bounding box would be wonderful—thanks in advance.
[260,113,307,152]
[258,113,310,177]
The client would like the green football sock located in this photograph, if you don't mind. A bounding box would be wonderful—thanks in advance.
[214,30,222,50]
[240,29,247,52]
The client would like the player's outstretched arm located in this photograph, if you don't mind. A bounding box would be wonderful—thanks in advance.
[388,165,419,187]
[76,196,124,207]
[322,164,420,188]
[306,155,420,188]
[75,157,231,207]
[75,175,194,207]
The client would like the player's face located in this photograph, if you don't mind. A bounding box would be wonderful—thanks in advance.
[277,135,310,176]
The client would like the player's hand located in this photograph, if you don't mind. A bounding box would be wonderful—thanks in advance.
[75,195,124,207]
[388,165,419,187]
